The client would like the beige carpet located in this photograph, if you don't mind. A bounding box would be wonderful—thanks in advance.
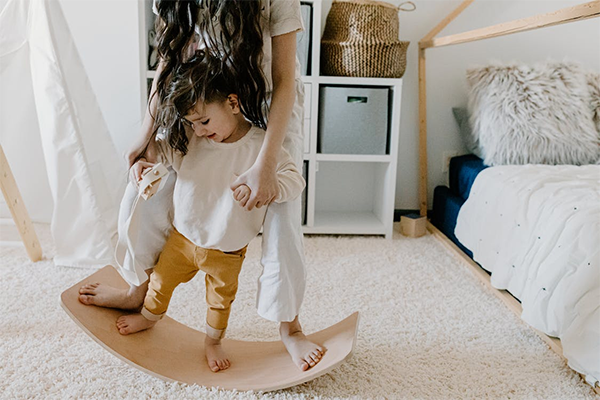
[0,224,595,399]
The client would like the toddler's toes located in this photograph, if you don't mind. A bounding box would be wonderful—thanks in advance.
[299,360,309,371]
[83,283,98,291]
[309,353,319,364]
[79,286,91,295]
[209,360,220,372]
[116,318,127,330]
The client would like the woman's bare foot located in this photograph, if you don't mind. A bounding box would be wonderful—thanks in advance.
[78,282,147,310]
[280,316,325,371]
[116,314,156,335]
[204,336,231,372]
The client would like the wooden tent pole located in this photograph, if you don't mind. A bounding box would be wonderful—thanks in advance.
[0,145,42,262]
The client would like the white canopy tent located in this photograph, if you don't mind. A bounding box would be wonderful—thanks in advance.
[0,0,126,267]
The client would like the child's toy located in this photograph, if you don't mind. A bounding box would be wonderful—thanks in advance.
[138,162,169,200]
[60,265,359,391]
[399,213,427,238]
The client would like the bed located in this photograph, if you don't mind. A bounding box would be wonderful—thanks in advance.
[419,0,600,392]
[432,158,600,387]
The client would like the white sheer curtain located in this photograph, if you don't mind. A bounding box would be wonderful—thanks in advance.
[0,0,126,267]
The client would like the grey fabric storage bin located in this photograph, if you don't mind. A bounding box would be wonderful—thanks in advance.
[318,86,390,155]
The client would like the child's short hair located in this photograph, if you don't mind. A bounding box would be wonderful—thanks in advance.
[157,50,235,155]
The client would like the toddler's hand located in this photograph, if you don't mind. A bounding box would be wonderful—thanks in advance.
[230,160,278,211]
[233,185,252,208]
[130,159,156,188]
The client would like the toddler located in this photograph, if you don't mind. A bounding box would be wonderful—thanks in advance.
[116,52,305,373]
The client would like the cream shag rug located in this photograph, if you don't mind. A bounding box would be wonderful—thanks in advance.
[0,224,595,399]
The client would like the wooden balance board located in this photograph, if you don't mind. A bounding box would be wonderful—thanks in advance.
[60,265,359,392]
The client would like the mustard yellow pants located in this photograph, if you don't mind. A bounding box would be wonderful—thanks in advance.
[140,229,246,339]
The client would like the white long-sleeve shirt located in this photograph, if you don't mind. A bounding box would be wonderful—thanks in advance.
[158,126,305,252]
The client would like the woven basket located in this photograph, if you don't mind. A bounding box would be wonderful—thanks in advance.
[321,40,409,78]
[321,0,414,78]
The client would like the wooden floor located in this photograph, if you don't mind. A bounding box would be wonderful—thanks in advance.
[427,222,600,395]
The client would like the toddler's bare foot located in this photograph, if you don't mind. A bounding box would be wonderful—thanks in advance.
[204,336,231,372]
[280,317,325,371]
[116,314,156,335]
[78,282,146,310]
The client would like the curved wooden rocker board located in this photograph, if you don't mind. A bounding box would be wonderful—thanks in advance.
[60,265,359,392]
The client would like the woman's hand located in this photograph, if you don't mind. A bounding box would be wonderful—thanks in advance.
[129,159,157,188]
[125,136,158,182]
[232,31,296,211]
[231,159,279,211]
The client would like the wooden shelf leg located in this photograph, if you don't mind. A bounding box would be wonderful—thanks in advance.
[418,46,428,217]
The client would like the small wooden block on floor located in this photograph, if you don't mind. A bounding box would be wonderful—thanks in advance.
[60,265,359,392]
[399,214,427,238]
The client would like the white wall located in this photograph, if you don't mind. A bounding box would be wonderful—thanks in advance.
[1,0,595,226]
[390,0,600,209]
[40,0,600,213]
[59,0,144,158]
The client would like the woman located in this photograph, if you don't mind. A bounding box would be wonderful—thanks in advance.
[80,0,323,371]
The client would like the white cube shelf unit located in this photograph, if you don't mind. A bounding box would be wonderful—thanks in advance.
[140,0,403,239]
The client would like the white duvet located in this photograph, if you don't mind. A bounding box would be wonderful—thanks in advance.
[455,164,600,386]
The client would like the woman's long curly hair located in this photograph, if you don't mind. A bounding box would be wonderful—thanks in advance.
[157,51,234,155]
[151,0,267,154]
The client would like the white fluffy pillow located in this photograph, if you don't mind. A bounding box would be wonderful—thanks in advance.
[466,61,600,166]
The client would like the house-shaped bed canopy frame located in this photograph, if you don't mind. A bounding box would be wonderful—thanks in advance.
[417,0,600,216]
[419,2,600,393]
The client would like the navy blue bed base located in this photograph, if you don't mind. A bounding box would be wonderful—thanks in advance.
[431,154,488,258]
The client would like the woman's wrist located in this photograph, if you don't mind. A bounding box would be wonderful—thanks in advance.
[256,149,278,171]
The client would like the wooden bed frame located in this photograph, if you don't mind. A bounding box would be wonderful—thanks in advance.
[418,1,600,394]
[427,221,600,395]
